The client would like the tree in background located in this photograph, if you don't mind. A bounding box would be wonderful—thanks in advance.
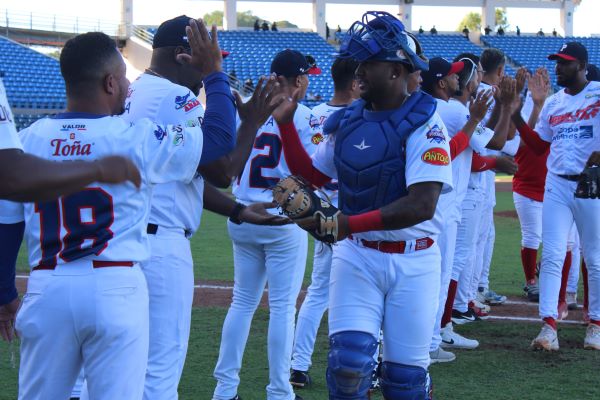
[203,10,298,29]
[457,8,508,32]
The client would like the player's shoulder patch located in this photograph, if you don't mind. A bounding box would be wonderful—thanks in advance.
[425,124,446,144]
[311,132,325,145]
[421,147,450,166]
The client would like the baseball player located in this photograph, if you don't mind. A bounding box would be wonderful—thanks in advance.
[290,57,359,388]
[0,24,224,400]
[118,15,289,400]
[275,12,452,399]
[211,49,321,400]
[512,42,600,351]
[0,76,140,203]
[421,54,516,362]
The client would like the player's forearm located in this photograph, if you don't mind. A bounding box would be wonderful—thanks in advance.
[0,151,103,202]
[199,120,260,188]
[198,72,236,167]
[471,153,497,172]
[486,107,511,150]
[485,102,501,130]
[513,115,550,156]
[201,183,239,216]
[527,103,543,128]
[0,222,24,306]
[277,122,331,187]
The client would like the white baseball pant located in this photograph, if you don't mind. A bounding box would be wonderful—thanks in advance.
[329,238,441,370]
[291,242,332,372]
[16,262,149,400]
[539,173,600,321]
[213,222,307,400]
[513,192,543,250]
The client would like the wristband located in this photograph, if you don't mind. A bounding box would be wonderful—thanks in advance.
[229,202,247,225]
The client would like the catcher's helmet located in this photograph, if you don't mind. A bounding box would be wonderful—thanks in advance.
[338,11,428,72]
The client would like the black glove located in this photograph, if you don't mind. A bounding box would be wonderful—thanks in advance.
[575,166,600,199]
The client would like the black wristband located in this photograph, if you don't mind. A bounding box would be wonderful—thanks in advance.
[229,202,246,225]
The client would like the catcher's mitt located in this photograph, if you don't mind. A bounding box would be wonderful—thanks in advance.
[575,166,600,199]
[272,175,341,244]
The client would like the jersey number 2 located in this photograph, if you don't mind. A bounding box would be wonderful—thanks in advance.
[249,133,282,188]
[35,188,114,268]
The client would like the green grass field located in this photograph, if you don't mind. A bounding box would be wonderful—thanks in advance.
[5,190,598,399]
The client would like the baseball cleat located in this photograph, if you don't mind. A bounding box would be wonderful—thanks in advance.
[524,282,540,302]
[472,299,491,313]
[531,324,559,351]
[228,396,242,400]
[451,308,480,324]
[584,324,600,350]
[566,292,579,310]
[440,323,479,349]
[468,303,490,320]
[429,347,456,364]
[290,370,311,388]
[557,301,569,321]
[478,287,507,305]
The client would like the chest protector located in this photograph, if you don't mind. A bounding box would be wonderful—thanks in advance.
[331,92,436,215]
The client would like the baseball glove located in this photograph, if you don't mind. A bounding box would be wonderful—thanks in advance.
[575,166,600,199]
[272,175,341,244]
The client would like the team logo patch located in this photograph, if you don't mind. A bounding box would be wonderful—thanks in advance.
[426,124,446,143]
[579,125,594,139]
[154,125,168,141]
[175,92,201,112]
[311,133,324,145]
[421,147,449,166]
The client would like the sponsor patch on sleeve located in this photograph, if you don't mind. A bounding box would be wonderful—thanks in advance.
[425,124,446,143]
[421,147,450,166]
[311,133,324,144]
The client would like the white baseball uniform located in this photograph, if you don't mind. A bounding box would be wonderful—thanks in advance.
[0,114,203,400]
[0,77,22,151]
[213,105,318,400]
[534,81,600,322]
[432,98,494,346]
[121,73,206,400]
[312,111,453,369]
[291,101,342,373]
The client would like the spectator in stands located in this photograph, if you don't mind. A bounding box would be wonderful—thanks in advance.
[326,23,330,40]
[419,26,424,34]
[537,28,544,37]
[552,28,558,37]
[497,26,505,36]
[462,26,469,39]
[254,19,260,31]
[587,64,600,82]
[430,25,438,35]
[271,22,278,32]
[244,78,254,96]
[516,26,521,36]
[337,25,341,34]
[484,25,492,35]
[261,21,269,31]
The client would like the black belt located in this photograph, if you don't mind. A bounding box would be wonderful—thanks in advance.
[147,223,192,238]
[558,174,580,182]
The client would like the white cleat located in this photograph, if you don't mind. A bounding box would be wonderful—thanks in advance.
[584,324,600,350]
[531,324,559,351]
[440,323,479,349]
[429,347,456,364]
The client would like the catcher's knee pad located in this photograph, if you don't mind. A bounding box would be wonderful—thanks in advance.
[380,362,432,400]
[326,331,378,399]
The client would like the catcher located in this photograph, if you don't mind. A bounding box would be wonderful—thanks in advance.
[511,41,600,352]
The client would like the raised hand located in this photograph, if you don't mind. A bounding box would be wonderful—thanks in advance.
[271,76,302,125]
[235,74,286,129]
[95,156,142,188]
[469,89,494,122]
[498,76,517,107]
[529,70,551,106]
[515,67,529,94]
[177,18,222,76]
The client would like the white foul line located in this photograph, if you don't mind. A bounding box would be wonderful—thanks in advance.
[488,315,583,325]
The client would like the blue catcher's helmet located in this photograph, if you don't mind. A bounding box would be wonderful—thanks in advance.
[338,11,428,72]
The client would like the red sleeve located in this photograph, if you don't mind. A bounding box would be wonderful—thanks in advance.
[277,122,331,187]
[471,153,497,172]
[450,131,469,159]
[516,122,550,156]
[348,210,384,233]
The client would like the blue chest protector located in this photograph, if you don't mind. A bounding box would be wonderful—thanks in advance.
[328,92,436,215]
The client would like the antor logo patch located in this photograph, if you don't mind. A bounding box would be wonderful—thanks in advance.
[421,147,449,165]
[311,133,324,145]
